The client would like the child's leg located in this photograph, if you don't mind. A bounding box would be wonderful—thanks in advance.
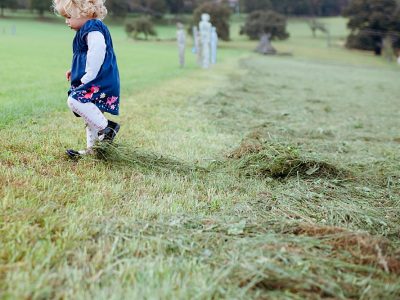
[86,124,99,149]
[67,97,107,131]
[66,97,120,158]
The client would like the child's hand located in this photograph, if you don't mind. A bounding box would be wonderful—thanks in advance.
[66,70,71,81]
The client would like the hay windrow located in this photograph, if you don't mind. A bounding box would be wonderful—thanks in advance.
[227,136,349,179]
[94,142,206,174]
[93,136,350,181]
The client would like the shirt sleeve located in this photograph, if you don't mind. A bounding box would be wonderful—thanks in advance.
[81,31,106,84]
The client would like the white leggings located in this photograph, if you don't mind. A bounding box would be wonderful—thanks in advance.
[67,97,108,149]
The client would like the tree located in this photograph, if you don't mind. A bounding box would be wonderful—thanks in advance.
[241,0,350,16]
[107,0,130,18]
[319,0,349,16]
[241,0,272,13]
[131,0,168,18]
[18,0,30,9]
[30,0,51,16]
[343,0,400,51]
[0,0,17,16]
[309,19,328,37]
[269,0,311,15]
[166,0,184,14]
[125,17,157,40]
[240,10,289,41]
[193,2,231,41]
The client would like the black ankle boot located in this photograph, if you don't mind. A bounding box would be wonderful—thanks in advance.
[99,120,120,142]
[66,149,81,159]
[66,148,94,159]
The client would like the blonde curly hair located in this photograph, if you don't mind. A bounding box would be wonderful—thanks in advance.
[53,0,107,20]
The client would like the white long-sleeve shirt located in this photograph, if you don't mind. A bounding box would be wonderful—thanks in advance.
[80,31,106,84]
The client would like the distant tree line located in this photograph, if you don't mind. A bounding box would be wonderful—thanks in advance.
[0,0,18,16]
[0,0,52,16]
[109,0,352,17]
[0,0,351,18]
[241,0,350,16]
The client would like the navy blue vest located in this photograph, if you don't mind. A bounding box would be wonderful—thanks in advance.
[69,19,120,115]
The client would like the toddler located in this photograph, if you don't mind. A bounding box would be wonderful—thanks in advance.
[53,0,120,158]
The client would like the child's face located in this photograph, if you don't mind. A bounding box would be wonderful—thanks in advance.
[65,17,89,31]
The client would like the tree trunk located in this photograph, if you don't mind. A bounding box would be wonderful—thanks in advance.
[255,34,276,55]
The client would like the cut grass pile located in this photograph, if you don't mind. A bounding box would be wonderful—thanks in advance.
[94,142,204,174]
[226,132,348,179]
[94,134,346,180]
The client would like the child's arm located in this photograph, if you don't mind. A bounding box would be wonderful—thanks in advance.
[66,70,71,81]
[81,31,106,84]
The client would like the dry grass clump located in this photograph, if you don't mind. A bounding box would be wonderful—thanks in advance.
[92,133,350,182]
[227,135,348,179]
[290,223,400,274]
[94,142,205,174]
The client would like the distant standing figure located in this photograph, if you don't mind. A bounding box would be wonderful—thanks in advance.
[199,13,212,69]
[176,23,186,68]
[192,26,202,66]
[53,0,121,158]
[210,26,218,65]
[195,28,202,66]
[192,26,198,54]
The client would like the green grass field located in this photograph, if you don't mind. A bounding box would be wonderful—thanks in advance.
[1,13,400,299]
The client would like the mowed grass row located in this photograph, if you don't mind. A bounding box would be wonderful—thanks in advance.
[1,16,400,299]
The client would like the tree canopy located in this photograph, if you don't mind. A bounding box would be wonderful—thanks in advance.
[0,0,17,16]
[125,16,157,40]
[0,0,352,18]
[30,0,52,16]
[343,0,400,51]
[165,0,185,14]
[240,10,289,41]
[242,0,272,13]
[106,0,131,18]
[128,0,167,18]
[241,0,350,16]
